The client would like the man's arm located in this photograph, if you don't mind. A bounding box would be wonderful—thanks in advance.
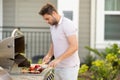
[49,34,78,67]
[57,35,78,60]
[43,43,54,64]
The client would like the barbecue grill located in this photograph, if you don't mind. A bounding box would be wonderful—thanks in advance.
[0,29,54,80]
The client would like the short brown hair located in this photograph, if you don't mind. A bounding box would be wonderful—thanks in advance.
[39,3,57,16]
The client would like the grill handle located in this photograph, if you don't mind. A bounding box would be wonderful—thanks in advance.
[11,28,23,37]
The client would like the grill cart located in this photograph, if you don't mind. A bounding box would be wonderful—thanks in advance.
[0,29,54,80]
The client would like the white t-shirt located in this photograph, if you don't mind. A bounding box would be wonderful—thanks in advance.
[50,16,80,68]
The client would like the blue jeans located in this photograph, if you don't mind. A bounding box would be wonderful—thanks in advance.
[54,66,79,80]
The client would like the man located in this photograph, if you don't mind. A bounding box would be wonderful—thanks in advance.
[39,3,80,80]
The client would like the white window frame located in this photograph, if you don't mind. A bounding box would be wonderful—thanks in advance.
[57,0,79,29]
[95,0,120,49]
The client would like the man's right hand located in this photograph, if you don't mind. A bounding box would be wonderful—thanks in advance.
[42,55,51,64]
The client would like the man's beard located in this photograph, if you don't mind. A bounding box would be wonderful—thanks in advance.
[50,16,58,26]
[51,20,58,25]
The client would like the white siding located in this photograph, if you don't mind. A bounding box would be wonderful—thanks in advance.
[0,0,2,26]
[79,0,91,62]
[3,0,57,27]
[15,0,57,27]
[3,0,15,26]
[0,0,2,40]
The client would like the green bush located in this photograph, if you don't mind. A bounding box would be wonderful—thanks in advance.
[79,43,120,80]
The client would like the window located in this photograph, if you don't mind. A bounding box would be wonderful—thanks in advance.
[63,11,73,20]
[96,0,120,48]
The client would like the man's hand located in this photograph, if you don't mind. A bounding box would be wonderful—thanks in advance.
[43,43,54,64]
[42,55,51,64]
[48,59,61,68]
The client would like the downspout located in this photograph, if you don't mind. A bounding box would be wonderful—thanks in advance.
[90,0,96,56]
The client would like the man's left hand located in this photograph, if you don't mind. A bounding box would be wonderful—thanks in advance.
[48,59,61,68]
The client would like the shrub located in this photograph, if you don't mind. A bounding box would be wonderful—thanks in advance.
[79,43,120,80]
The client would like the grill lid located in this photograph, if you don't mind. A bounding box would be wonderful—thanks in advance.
[0,29,30,71]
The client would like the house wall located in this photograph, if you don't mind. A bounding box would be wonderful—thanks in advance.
[3,0,57,27]
[0,0,3,40]
[0,0,2,26]
[3,0,15,26]
[79,0,91,62]
[0,0,2,40]
[15,0,57,27]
